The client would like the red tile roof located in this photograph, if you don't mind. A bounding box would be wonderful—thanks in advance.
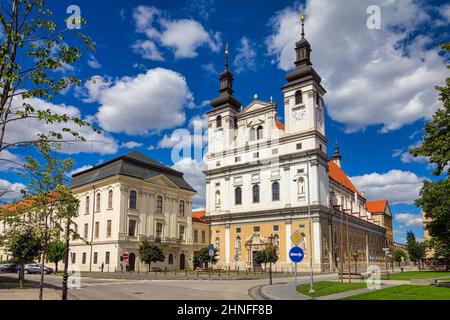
[367,200,388,213]
[328,161,358,194]
[192,210,206,223]
[275,119,285,131]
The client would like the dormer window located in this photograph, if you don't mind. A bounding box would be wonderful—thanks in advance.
[295,90,302,105]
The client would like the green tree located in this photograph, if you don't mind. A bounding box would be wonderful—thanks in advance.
[0,226,42,288]
[406,231,426,270]
[139,240,165,271]
[193,247,219,269]
[0,0,97,169]
[410,42,450,270]
[254,244,278,269]
[410,43,450,176]
[392,249,407,267]
[45,240,65,272]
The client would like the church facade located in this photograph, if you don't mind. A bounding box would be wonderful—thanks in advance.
[204,17,392,272]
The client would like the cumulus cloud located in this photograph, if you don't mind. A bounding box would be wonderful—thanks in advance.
[94,68,194,136]
[132,5,221,60]
[393,141,428,164]
[350,170,427,204]
[0,150,22,172]
[120,141,143,149]
[266,0,448,132]
[234,36,257,74]
[172,157,206,208]
[4,94,118,155]
[395,213,423,227]
[0,179,25,200]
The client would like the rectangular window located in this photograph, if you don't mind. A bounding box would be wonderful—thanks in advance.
[179,225,185,240]
[216,161,221,166]
[94,221,99,239]
[235,156,241,163]
[106,220,112,238]
[253,152,259,158]
[71,253,76,264]
[236,228,241,233]
[194,229,198,242]
[156,223,163,238]
[296,143,302,150]
[299,224,305,229]
[82,252,86,264]
[273,225,279,232]
[272,148,278,155]
[105,252,110,265]
[93,252,98,264]
[83,223,88,239]
[253,226,260,233]
[128,220,136,237]
[201,230,206,243]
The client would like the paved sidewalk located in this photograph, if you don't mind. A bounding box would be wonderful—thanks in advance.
[0,288,61,300]
[260,282,312,300]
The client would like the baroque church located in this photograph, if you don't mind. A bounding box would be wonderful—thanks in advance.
[204,15,393,272]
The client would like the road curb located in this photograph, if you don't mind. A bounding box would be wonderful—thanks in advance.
[248,285,274,300]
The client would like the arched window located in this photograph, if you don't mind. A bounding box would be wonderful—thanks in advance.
[168,253,174,264]
[179,200,185,216]
[252,184,260,203]
[96,193,101,212]
[272,182,280,201]
[256,125,263,140]
[85,196,90,214]
[108,190,113,209]
[129,190,137,209]
[216,115,222,128]
[215,191,221,208]
[215,237,220,250]
[156,195,163,213]
[295,90,303,104]
[234,187,242,205]
[249,127,256,141]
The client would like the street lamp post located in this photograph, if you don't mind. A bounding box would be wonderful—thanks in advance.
[62,216,72,300]
[306,158,315,293]
[268,234,274,285]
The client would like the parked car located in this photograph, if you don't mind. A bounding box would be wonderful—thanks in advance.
[16,264,54,274]
[0,263,17,273]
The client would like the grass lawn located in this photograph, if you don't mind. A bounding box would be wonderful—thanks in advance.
[344,284,450,300]
[381,271,450,280]
[297,281,367,298]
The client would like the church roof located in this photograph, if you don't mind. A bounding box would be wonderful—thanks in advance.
[367,200,388,214]
[328,161,358,194]
[192,209,206,223]
[70,151,196,192]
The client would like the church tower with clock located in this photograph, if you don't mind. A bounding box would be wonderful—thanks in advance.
[204,14,389,273]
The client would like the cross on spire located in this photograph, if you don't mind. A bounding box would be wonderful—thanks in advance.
[300,10,305,38]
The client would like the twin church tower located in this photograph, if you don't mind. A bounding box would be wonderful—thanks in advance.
[204,15,390,271]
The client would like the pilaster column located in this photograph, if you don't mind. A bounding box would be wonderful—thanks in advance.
[313,220,322,268]
[225,224,230,266]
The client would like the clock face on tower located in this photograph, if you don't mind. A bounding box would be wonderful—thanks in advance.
[292,107,306,121]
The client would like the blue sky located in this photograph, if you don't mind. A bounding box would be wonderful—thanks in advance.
[1,0,449,243]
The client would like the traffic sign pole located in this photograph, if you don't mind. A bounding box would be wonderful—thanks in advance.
[294,262,298,300]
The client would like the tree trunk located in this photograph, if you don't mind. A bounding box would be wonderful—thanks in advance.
[39,252,45,300]
[55,262,58,273]
[19,263,24,289]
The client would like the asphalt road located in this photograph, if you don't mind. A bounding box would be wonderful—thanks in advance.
[0,273,338,300]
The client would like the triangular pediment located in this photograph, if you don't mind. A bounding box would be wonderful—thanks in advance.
[242,100,273,114]
[145,174,180,189]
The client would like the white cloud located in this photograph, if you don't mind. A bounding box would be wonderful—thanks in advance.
[187,0,216,21]
[0,179,25,200]
[79,76,111,103]
[171,157,206,208]
[393,141,429,164]
[266,0,448,132]
[94,68,194,136]
[441,4,450,23]
[234,36,257,74]
[0,150,22,172]
[147,145,155,151]
[4,94,118,155]
[132,5,221,60]
[67,164,94,178]
[350,169,426,204]
[87,54,102,69]
[395,213,423,227]
[132,40,164,61]
[201,63,218,75]
[120,141,143,149]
